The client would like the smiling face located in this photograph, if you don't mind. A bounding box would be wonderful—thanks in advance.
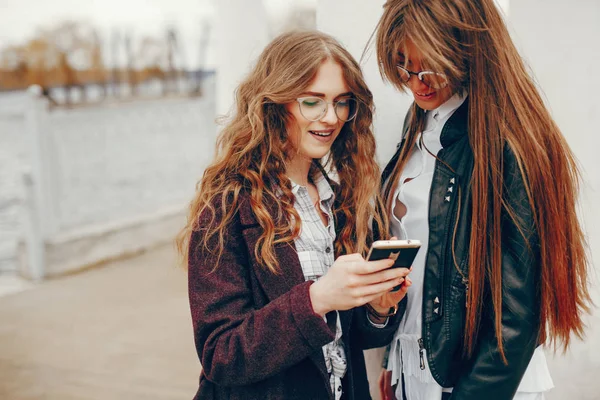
[285,59,350,168]
[399,40,454,110]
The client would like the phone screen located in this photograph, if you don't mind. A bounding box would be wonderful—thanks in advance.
[367,246,420,268]
[367,240,420,291]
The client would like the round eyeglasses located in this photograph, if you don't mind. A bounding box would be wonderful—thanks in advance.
[396,65,449,89]
[295,97,358,122]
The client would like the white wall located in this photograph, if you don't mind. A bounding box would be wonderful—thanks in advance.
[214,0,318,118]
[214,0,270,116]
[317,0,413,166]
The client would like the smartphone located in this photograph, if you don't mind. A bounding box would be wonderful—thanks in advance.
[367,239,421,291]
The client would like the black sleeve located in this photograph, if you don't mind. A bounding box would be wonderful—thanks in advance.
[352,297,407,350]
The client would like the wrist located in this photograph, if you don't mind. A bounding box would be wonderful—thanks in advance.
[366,311,388,325]
[365,302,398,318]
[309,281,329,317]
[368,302,390,315]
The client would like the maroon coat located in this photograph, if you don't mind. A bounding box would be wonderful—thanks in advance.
[188,193,402,399]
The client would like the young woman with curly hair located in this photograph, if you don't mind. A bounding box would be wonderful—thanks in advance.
[178,30,412,400]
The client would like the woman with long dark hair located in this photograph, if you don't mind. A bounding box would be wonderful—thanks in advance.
[372,1,591,399]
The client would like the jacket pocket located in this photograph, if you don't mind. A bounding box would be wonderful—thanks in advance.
[444,272,468,345]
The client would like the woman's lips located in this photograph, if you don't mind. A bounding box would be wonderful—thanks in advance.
[414,90,436,101]
[309,129,334,142]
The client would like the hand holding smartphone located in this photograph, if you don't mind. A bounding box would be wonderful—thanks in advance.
[367,239,421,291]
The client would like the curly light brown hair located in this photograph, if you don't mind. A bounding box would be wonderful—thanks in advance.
[178,30,388,274]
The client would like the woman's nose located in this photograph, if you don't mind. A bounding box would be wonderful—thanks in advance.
[408,74,429,93]
[320,103,338,124]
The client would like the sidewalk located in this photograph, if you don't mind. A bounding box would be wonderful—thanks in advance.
[0,244,199,400]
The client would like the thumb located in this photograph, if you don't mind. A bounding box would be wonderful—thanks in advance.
[395,276,412,299]
[400,276,412,293]
[385,277,412,304]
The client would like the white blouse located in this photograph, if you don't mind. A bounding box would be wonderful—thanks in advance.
[386,93,554,400]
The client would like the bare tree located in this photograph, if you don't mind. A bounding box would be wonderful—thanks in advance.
[165,27,181,95]
[124,31,137,96]
[0,19,196,100]
[193,18,212,95]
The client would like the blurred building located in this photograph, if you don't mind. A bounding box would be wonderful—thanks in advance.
[0,0,319,280]
[0,5,218,279]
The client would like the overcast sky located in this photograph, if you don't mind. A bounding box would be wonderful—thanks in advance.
[0,0,317,68]
[0,0,507,69]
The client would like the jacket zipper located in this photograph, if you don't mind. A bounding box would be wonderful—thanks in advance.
[463,277,470,309]
[448,180,470,309]
[416,157,446,376]
[418,338,425,370]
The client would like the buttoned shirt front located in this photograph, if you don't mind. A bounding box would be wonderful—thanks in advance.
[290,170,346,400]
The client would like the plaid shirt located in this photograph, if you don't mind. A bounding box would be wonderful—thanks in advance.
[290,170,346,400]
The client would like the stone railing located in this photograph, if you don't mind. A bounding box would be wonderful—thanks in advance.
[0,79,216,280]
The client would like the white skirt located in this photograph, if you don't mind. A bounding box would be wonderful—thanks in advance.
[388,334,554,400]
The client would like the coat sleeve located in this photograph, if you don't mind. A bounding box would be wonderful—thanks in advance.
[351,297,406,350]
[188,207,336,386]
[450,148,541,399]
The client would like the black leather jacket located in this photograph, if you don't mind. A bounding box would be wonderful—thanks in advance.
[381,100,541,399]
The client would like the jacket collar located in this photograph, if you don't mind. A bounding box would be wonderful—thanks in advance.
[381,97,469,185]
[237,194,306,301]
[289,167,336,211]
[439,96,469,148]
[426,92,466,129]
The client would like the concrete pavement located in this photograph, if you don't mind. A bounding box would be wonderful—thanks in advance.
[0,245,199,400]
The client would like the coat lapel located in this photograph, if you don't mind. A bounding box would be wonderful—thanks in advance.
[237,193,332,386]
[237,197,305,301]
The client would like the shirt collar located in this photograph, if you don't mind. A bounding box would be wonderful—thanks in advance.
[290,168,335,205]
[427,91,467,127]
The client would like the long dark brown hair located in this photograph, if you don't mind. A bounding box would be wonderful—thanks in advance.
[177,31,388,273]
[374,0,590,360]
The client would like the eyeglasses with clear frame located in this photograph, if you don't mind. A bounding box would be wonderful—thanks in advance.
[396,65,449,89]
[295,96,358,122]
